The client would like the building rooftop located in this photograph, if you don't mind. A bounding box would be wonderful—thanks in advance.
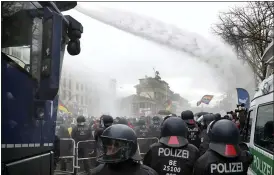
[139,77,169,85]
[122,94,155,102]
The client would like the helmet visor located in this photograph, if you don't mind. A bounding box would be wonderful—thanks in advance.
[197,116,204,124]
[152,119,161,124]
[97,137,134,163]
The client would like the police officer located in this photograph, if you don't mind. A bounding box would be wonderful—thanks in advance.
[116,117,128,125]
[134,118,151,155]
[89,124,158,175]
[55,117,70,138]
[162,116,171,123]
[143,117,199,175]
[149,116,161,138]
[114,117,121,124]
[135,118,149,138]
[193,119,253,175]
[198,113,216,156]
[71,116,93,141]
[71,116,93,173]
[53,135,61,170]
[93,115,114,166]
[55,117,70,171]
[223,115,230,120]
[181,110,201,148]
[94,115,114,142]
[161,114,176,127]
[214,113,222,120]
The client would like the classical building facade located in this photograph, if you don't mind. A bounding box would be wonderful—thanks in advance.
[59,68,93,116]
[118,72,190,116]
[59,66,116,117]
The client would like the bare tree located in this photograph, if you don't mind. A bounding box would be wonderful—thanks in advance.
[212,2,274,82]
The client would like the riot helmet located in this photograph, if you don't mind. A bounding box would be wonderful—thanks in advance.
[137,119,146,126]
[152,116,161,125]
[214,113,222,120]
[161,115,175,126]
[76,116,86,125]
[97,124,142,163]
[207,119,241,158]
[227,114,233,120]
[181,110,195,124]
[163,115,171,121]
[152,116,160,121]
[100,115,114,128]
[140,116,146,121]
[170,113,177,117]
[117,118,128,125]
[160,117,188,148]
[114,117,120,124]
[130,118,137,125]
[223,115,229,119]
[164,114,177,121]
[197,113,215,128]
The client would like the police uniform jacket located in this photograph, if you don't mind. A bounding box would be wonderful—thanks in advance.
[193,149,253,175]
[186,123,201,148]
[135,125,150,138]
[149,124,161,138]
[89,161,159,175]
[143,142,199,175]
[71,124,93,143]
[56,124,70,138]
[199,129,210,156]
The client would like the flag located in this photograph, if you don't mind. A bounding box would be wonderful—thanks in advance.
[236,88,250,108]
[164,99,172,111]
[199,95,214,105]
[58,100,69,113]
[68,127,72,136]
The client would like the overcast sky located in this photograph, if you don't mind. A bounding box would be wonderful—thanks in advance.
[63,2,247,106]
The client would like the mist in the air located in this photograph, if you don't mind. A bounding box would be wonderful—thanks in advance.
[61,62,119,116]
[75,4,255,94]
[62,2,256,115]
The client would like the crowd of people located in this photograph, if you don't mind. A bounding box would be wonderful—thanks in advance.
[55,108,253,175]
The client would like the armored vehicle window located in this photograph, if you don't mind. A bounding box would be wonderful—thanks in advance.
[1,2,42,75]
[254,103,274,153]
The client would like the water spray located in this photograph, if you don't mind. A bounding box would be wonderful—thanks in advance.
[74,4,255,96]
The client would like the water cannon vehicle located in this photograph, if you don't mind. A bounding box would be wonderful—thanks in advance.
[2,2,83,175]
